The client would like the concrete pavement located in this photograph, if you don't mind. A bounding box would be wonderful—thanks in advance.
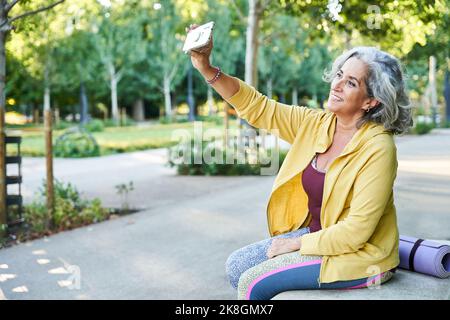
[1,129,450,299]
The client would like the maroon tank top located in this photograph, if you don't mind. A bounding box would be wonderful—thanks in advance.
[301,155,398,274]
[301,154,326,232]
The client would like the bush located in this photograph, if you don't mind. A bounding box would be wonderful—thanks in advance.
[167,137,288,176]
[410,122,435,135]
[55,120,74,130]
[197,115,223,125]
[159,115,190,124]
[0,180,111,246]
[103,117,136,127]
[85,119,105,132]
[54,126,100,157]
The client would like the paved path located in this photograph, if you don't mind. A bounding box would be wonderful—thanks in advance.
[1,130,449,299]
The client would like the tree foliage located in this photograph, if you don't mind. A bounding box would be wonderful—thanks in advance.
[3,0,449,121]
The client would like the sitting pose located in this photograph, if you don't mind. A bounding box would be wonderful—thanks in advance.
[187,24,412,300]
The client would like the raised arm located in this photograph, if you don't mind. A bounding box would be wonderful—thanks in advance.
[187,24,323,144]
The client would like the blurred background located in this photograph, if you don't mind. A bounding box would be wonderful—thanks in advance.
[0,0,449,300]
[3,0,449,136]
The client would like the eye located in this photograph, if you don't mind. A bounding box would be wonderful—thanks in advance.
[336,72,343,78]
[347,81,356,87]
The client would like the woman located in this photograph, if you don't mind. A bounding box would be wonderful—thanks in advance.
[187,25,413,300]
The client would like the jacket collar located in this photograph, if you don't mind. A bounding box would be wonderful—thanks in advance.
[316,111,391,156]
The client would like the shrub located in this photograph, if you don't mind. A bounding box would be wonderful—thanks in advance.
[34,180,109,231]
[197,115,223,125]
[410,122,435,135]
[54,126,100,157]
[85,119,105,132]
[159,115,190,124]
[55,120,74,130]
[103,117,136,127]
[0,179,111,247]
[167,137,288,176]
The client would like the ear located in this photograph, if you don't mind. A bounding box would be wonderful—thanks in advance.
[364,97,380,108]
[369,98,380,108]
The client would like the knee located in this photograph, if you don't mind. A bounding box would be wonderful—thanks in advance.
[237,267,266,300]
[237,269,253,300]
[225,250,242,289]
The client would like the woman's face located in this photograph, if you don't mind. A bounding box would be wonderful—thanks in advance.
[327,57,374,117]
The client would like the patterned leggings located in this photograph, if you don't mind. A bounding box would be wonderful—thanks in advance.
[225,227,395,300]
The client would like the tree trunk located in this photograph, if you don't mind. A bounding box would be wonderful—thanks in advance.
[245,0,261,88]
[33,107,40,123]
[43,66,54,228]
[72,105,76,123]
[132,98,145,122]
[207,86,214,116]
[444,69,450,123]
[120,107,126,126]
[267,78,273,99]
[429,56,438,126]
[292,87,298,106]
[0,28,6,230]
[54,107,60,125]
[109,63,119,125]
[187,64,195,122]
[44,109,54,228]
[163,75,172,121]
[43,86,50,114]
[80,82,89,125]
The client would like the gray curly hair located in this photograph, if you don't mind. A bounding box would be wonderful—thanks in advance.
[323,47,413,135]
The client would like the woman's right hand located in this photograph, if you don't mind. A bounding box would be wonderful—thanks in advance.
[185,24,214,73]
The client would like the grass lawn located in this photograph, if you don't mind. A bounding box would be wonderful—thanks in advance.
[5,121,237,157]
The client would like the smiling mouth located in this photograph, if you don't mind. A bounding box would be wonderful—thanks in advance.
[330,93,343,102]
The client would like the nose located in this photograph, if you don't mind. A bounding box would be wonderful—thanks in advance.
[332,77,344,91]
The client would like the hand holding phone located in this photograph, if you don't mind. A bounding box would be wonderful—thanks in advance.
[183,21,215,54]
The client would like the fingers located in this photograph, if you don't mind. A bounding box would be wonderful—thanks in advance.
[267,240,278,259]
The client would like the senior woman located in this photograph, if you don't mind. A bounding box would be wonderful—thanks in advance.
[187,25,412,300]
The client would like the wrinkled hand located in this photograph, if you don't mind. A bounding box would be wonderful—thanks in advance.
[267,237,302,259]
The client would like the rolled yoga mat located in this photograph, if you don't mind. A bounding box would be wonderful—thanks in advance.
[399,235,450,278]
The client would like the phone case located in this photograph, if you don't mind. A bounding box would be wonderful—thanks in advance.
[183,21,215,54]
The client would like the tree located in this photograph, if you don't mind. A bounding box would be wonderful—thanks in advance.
[149,0,186,122]
[92,1,146,125]
[0,0,64,235]
[204,0,244,115]
[52,30,99,124]
[404,5,449,125]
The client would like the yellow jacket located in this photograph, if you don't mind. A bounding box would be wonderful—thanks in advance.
[225,78,400,283]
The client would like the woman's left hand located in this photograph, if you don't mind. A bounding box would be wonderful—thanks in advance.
[267,237,302,259]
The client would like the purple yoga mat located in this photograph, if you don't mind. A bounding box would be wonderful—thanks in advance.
[399,235,450,278]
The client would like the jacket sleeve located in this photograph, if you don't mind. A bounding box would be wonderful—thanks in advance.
[299,141,398,256]
[225,77,324,144]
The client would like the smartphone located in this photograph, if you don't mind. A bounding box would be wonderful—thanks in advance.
[182,21,215,54]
